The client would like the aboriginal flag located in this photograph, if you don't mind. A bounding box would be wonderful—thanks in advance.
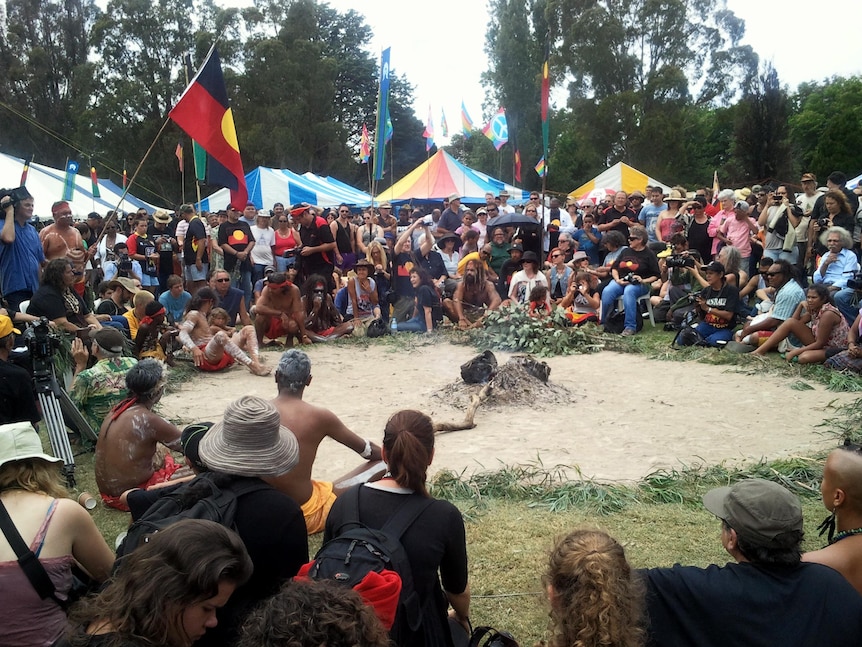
[170,47,248,207]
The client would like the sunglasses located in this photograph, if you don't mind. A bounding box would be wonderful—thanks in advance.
[215,278,231,283]
[278,219,289,223]
[765,271,783,277]
[551,253,562,258]
[628,236,639,240]
[487,208,498,211]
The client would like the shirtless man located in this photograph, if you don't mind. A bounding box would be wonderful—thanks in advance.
[177,287,269,375]
[39,200,89,293]
[302,273,354,341]
[444,258,501,329]
[803,443,862,594]
[252,271,310,346]
[94,359,191,510]
[268,349,384,534]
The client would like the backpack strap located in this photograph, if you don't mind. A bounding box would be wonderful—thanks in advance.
[380,493,435,541]
[0,500,63,605]
[469,626,520,647]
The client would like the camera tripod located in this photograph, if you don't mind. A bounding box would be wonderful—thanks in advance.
[32,365,97,489]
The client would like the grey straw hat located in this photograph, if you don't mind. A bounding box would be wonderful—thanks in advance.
[198,396,299,477]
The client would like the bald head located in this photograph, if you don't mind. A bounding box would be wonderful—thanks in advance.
[823,447,862,514]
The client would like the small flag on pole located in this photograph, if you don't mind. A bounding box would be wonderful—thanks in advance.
[175,142,184,172]
[461,101,474,137]
[534,157,546,178]
[482,108,509,150]
[712,170,720,199]
[360,124,371,163]
[514,150,522,183]
[90,166,101,198]
[384,107,393,144]
[122,163,128,189]
[423,105,435,151]
[20,158,30,186]
[441,109,449,138]
[62,160,78,201]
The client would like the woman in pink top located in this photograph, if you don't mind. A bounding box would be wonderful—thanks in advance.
[272,213,300,272]
[0,423,114,647]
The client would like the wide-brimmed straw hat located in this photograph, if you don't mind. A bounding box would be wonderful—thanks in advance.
[198,396,299,477]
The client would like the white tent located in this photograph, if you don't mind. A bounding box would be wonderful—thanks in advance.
[0,152,160,220]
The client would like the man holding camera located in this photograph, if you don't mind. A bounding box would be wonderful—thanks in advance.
[757,186,801,265]
[0,187,44,313]
[691,261,739,346]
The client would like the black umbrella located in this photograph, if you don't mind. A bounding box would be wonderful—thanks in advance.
[486,212,541,228]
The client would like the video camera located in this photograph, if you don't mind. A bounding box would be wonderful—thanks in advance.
[0,186,31,214]
[665,254,696,269]
[22,317,61,375]
[847,271,862,291]
[622,273,641,284]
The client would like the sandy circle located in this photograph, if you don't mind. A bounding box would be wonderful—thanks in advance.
[158,342,851,484]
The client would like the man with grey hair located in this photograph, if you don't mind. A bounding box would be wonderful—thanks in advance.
[269,349,384,534]
[642,478,862,646]
[93,359,188,510]
[813,226,858,290]
[69,327,138,431]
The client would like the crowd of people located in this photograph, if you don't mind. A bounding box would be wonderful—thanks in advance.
[2,177,862,645]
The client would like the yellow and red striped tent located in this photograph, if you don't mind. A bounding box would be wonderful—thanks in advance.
[568,162,672,200]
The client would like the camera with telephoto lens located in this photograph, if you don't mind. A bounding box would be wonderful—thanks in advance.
[22,317,61,375]
[666,254,695,269]
[848,271,862,291]
[818,218,830,230]
[282,248,298,259]
[622,273,641,284]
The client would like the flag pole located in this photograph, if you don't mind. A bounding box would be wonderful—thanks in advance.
[95,116,174,248]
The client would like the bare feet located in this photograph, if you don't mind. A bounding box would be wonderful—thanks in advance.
[250,361,271,376]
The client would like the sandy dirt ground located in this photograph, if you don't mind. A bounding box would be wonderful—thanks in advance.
[158,342,853,484]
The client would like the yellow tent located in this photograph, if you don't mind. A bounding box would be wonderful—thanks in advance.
[568,162,672,200]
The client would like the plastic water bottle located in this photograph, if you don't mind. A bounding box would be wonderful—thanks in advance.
[390,317,398,333]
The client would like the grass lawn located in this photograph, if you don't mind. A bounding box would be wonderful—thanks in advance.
[53,322,862,646]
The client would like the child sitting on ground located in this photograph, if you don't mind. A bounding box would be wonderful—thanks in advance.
[529,284,552,316]
[208,307,234,336]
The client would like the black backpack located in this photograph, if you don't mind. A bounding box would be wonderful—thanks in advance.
[115,472,269,559]
[305,487,433,637]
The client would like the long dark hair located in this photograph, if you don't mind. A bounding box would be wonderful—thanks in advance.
[383,410,435,497]
[185,287,218,314]
[42,258,71,290]
[68,519,252,647]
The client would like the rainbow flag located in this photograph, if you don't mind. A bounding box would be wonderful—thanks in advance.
[482,108,508,150]
[90,166,101,198]
[461,101,473,137]
[441,109,449,137]
[534,157,546,178]
[423,105,435,151]
[360,123,371,163]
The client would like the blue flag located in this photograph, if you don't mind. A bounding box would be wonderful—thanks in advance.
[373,48,391,181]
[62,160,79,201]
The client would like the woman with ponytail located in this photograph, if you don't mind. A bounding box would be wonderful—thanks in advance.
[541,529,645,647]
[323,410,470,647]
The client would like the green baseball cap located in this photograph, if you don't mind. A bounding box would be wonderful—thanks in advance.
[703,479,803,547]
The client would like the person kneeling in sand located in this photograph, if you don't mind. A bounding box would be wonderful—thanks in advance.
[178,287,269,375]
[269,349,385,534]
[253,271,311,346]
[803,442,862,595]
[95,359,192,510]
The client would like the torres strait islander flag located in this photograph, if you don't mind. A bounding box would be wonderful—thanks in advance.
[169,47,247,207]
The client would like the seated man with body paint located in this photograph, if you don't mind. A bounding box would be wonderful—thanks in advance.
[268,350,385,534]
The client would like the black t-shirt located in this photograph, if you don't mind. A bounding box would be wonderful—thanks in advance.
[29,285,91,327]
[497,259,523,299]
[299,216,335,274]
[697,283,739,328]
[415,249,447,280]
[415,284,443,327]
[218,220,255,272]
[183,217,209,266]
[325,486,467,647]
[642,562,862,647]
[394,252,417,299]
[611,246,661,281]
[0,358,39,425]
[598,206,636,237]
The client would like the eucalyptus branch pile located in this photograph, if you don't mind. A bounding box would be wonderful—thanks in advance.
[470,304,604,357]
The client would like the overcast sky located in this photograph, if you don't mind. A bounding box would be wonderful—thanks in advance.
[219,0,862,147]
